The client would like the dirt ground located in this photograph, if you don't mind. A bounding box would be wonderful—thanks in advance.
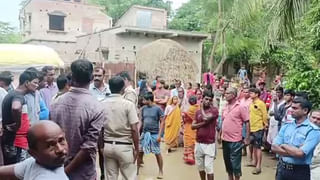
[133,144,276,180]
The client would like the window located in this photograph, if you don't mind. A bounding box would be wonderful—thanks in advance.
[101,50,109,61]
[136,10,152,28]
[49,15,64,31]
[23,13,32,32]
[28,14,31,24]
[48,11,66,31]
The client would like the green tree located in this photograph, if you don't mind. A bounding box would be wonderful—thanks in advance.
[88,0,172,22]
[170,0,320,107]
[0,21,21,43]
[281,0,320,108]
[168,0,206,32]
[268,0,312,40]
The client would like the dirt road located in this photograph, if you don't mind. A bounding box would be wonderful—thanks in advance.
[138,145,277,180]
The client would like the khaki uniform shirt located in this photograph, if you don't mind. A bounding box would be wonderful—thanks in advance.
[101,94,139,143]
[123,85,138,106]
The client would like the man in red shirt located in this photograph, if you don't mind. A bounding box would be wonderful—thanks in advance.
[2,70,39,165]
[192,90,219,180]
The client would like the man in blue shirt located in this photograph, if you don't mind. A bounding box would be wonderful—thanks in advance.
[272,97,320,180]
[138,92,164,179]
[237,66,247,82]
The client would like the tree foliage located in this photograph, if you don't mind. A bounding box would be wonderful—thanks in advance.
[0,21,21,43]
[168,0,205,32]
[87,0,320,107]
[169,0,274,67]
[268,0,311,40]
[282,0,320,108]
[169,0,320,107]
[88,0,172,22]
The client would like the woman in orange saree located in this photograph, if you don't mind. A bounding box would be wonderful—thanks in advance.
[164,96,182,153]
[182,96,199,165]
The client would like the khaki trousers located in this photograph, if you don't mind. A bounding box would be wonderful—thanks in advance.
[103,143,137,180]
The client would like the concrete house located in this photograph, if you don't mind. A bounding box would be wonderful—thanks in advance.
[75,5,208,81]
[20,1,208,81]
[20,0,112,64]
[114,5,167,30]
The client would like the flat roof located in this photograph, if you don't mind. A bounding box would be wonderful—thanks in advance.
[23,38,76,44]
[77,26,209,39]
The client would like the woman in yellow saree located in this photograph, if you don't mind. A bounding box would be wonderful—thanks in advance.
[164,96,182,153]
[182,96,199,165]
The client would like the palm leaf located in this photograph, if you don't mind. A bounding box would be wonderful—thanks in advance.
[269,0,311,40]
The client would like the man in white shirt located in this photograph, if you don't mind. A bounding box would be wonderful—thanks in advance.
[0,71,12,112]
[0,87,8,166]
[0,71,12,165]
[171,80,182,97]
[0,87,7,120]
[89,67,110,180]
[0,71,10,118]
[0,120,69,180]
[89,67,111,102]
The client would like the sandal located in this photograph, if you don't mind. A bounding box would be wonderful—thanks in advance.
[157,172,164,179]
[252,168,261,175]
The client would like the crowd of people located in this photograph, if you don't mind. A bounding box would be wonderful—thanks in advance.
[0,60,319,180]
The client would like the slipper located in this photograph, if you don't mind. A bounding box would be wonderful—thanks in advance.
[157,174,164,179]
[252,168,261,175]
